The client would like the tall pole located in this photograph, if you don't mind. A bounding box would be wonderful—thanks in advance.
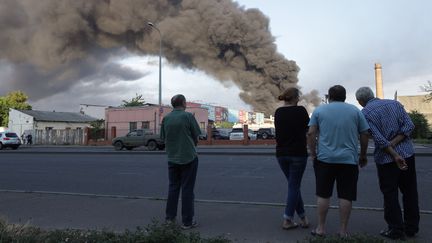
[148,22,162,133]
[158,32,162,106]
[147,22,162,106]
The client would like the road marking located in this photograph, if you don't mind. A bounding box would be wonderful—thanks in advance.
[0,189,431,215]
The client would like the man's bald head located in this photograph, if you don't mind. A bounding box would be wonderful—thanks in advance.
[171,94,186,109]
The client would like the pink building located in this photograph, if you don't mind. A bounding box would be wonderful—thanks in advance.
[105,104,209,139]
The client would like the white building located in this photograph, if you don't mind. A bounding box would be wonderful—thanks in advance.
[8,109,98,136]
[397,94,432,125]
[79,104,107,120]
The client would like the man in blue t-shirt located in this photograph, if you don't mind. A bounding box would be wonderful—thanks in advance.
[307,85,369,237]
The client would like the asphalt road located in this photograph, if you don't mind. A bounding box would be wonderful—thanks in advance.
[0,151,430,212]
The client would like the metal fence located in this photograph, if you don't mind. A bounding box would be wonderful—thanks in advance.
[34,129,84,145]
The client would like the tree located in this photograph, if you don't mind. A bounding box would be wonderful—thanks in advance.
[89,119,105,140]
[90,119,105,129]
[408,110,429,139]
[121,94,146,107]
[214,121,234,129]
[420,80,432,102]
[0,91,32,127]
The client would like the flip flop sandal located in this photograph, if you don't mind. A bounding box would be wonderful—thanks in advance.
[311,229,326,237]
[282,222,299,230]
[299,217,310,228]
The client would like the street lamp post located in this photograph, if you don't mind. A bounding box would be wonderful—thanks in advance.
[147,22,162,106]
[148,22,162,134]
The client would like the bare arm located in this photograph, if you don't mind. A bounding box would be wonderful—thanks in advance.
[160,118,165,141]
[190,115,201,146]
[307,126,318,161]
[359,131,369,168]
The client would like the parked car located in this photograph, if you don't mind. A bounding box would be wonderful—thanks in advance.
[212,128,230,140]
[0,131,21,150]
[229,128,257,140]
[112,129,164,151]
[257,128,275,139]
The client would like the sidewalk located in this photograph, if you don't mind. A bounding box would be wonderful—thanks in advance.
[0,191,430,242]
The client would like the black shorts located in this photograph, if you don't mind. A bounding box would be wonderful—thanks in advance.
[313,159,359,201]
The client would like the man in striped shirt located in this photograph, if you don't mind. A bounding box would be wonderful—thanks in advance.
[356,87,419,240]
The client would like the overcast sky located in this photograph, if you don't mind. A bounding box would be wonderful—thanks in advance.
[237,0,432,106]
[3,0,432,113]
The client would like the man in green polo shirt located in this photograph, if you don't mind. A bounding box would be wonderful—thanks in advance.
[160,94,201,229]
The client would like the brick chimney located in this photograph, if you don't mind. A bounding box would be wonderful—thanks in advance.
[375,63,384,99]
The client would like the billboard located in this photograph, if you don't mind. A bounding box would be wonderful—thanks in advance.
[255,112,265,124]
[187,102,263,125]
[238,110,247,123]
[215,106,228,122]
[201,104,215,121]
[248,112,256,124]
[228,109,239,123]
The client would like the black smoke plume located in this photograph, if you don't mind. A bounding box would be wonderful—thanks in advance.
[0,0,320,114]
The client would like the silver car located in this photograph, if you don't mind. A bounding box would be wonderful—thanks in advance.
[229,128,257,140]
[0,132,21,150]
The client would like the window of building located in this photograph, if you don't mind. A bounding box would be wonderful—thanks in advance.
[142,121,150,129]
[129,122,137,132]
[45,127,53,130]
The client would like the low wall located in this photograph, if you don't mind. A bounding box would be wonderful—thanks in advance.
[198,139,275,146]
[86,138,275,146]
[86,125,276,146]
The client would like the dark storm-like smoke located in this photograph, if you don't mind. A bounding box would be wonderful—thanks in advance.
[0,0,320,114]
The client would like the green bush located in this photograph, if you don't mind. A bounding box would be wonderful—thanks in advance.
[408,110,430,139]
[0,219,418,243]
[214,121,234,129]
[0,219,230,243]
[413,138,432,144]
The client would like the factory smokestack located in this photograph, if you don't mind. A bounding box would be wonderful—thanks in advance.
[0,0,320,115]
[374,63,384,99]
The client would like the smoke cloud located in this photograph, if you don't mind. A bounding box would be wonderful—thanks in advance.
[0,0,320,114]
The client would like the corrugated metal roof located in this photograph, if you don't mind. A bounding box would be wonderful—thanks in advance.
[19,110,98,123]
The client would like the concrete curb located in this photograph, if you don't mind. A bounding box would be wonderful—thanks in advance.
[2,150,432,156]
[1,189,431,215]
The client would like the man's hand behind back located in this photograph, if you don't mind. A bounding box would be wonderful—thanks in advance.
[395,155,408,170]
[359,154,368,168]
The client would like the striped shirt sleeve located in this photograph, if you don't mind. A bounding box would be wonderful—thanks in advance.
[366,116,391,149]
